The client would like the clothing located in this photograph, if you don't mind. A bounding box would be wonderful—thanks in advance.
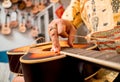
[62,0,120,81]
[62,0,120,53]
[62,0,120,33]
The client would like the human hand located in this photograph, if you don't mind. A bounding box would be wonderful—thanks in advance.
[48,19,77,52]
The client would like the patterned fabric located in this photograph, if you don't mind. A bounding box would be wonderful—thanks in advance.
[91,26,120,54]
[81,0,114,32]
[62,0,83,28]
[115,40,120,54]
[91,26,120,39]
[112,0,120,24]
[62,0,120,54]
[62,0,120,32]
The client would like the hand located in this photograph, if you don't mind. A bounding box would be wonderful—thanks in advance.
[48,19,77,52]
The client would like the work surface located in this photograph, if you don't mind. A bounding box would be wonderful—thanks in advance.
[61,48,120,72]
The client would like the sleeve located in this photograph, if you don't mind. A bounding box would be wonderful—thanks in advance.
[114,13,120,25]
[62,0,83,28]
[80,0,114,33]
[79,0,94,33]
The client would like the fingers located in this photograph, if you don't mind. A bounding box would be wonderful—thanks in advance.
[48,19,69,38]
[51,33,61,53]
[48,23,61,52]
[48,19,68,52]
[68,26,77,47]
[48,19,76,52]
[50,45,61,53]
[68,36,74,47]
[57,21,68,38]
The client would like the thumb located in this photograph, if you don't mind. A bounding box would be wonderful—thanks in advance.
[68,35,74,47]
[68,28,76,47]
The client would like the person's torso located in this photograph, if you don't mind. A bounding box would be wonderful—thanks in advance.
[81,0,114,33]
[62,0,120,33]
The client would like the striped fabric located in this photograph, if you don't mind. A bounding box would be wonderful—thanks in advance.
[91,26,120,54]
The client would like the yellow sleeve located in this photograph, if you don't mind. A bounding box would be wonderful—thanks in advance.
[62,0,83,28]
[113,13,120,25]
[112,0,120,25]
